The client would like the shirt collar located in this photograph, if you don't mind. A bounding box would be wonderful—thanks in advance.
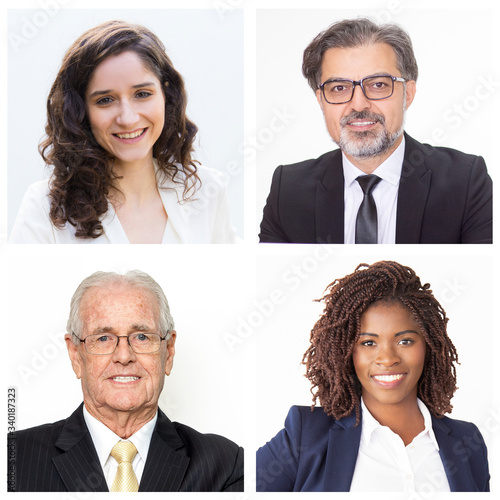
[360,397,440,451]
[343,135,405,188]
[83,404,158,467]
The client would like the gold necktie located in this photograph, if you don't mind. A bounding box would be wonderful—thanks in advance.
[110,441,139,492]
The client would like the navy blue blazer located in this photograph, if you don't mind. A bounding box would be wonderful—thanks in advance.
[9,403,243,492]
[256,405,489,492]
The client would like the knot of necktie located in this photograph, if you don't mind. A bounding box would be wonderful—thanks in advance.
[110,441,139,492]
[356,174,381,195]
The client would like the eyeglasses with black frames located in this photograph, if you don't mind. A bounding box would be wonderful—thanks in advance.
[319,74,407,105]
[73,332,167,355]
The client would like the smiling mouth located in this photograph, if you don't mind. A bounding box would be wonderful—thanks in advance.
[372,373,406,383]
[114,129,146,140]
[111,376,140,383]
[349,121,377,127]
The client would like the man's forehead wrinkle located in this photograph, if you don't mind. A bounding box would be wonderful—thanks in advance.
[80,285,159,334]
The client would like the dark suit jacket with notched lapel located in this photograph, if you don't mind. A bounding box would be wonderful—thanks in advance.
[256,405,490,492]
[259,133,492,243]
[10,404,243,492]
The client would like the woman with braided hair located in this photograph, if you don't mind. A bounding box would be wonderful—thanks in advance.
[256,261,489,492]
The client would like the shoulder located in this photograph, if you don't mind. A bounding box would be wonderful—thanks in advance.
[434,414,484,438]
[11,416,67,450]
[158,164,227,191]
[276,150,342,177]
[284,405,353,439]
[171,420,241,456]
[19,178,51,205]
[170,420,243,491]
[404,134,487,173]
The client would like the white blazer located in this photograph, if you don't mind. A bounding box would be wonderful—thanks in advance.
[10,165,236,244]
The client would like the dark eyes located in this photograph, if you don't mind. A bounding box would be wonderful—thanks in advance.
[95,91,153,106]
[359,338,416,347]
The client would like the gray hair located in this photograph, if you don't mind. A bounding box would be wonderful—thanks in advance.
[67,270,175,341]
[302,18,418,90]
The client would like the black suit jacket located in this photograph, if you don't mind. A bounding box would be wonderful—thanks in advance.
[8,404,243,492]
[259,134,492,243]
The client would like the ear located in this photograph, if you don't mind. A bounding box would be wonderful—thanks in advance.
[315,88,325,112]
[164,331,176,376]
[404,80,416,110]
[65,333,83,379]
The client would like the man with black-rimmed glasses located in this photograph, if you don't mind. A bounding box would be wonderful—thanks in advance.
[259,18,492,244]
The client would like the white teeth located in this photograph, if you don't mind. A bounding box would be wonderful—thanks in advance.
[351,121,375,126]
[373,374,405,382]
[116,129,144,139]
[112,376,139,382]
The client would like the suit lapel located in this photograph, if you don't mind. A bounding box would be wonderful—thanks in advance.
[53,404,108,492]
[396,134,432,243]
[432,417,478,492]
[323,412,361,491]
[139,409,190,492]
[315,150,344,243]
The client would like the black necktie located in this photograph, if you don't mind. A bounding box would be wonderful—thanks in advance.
[355,174,381,244]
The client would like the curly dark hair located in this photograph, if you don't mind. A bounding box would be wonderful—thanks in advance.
[302,261,458,425]
[40,20,200,238]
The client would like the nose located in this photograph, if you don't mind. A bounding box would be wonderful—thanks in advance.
[349,82,371,111]
[112,336,137,363]
[116,100,140,127]
[375,344,400,367]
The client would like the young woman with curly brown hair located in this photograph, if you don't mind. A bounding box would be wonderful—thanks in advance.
[257,261,489,492]
[10,21,235,243]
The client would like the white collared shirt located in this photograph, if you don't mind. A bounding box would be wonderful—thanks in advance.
[349,398,450,492]
[83,405,157,490]
[343,137,405,244]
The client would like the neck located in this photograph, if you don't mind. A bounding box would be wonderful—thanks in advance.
[362,394,424,446]
[111,157,159,206]
[85,401,157,439]
[345,134,403,174]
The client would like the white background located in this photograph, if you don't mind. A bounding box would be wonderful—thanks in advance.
[0,0,498,498]
[6,7,244,238]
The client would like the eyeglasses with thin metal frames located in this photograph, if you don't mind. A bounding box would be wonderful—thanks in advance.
[72,331,168,355]
[319,74,407,105]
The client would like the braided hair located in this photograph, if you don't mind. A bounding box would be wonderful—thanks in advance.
[302,261,458,424]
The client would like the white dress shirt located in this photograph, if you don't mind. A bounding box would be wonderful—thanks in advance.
[343,137,405,244]
[350,398,450,492]
[83,405,157,490]
[10,164,236,243]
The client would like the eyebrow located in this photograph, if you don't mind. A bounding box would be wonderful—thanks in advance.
[88,81,158,99]
[359,330,420,338]
[325,73,392,82]
[92,324,154,335]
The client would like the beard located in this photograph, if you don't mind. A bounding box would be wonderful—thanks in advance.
[336,110,405,159]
